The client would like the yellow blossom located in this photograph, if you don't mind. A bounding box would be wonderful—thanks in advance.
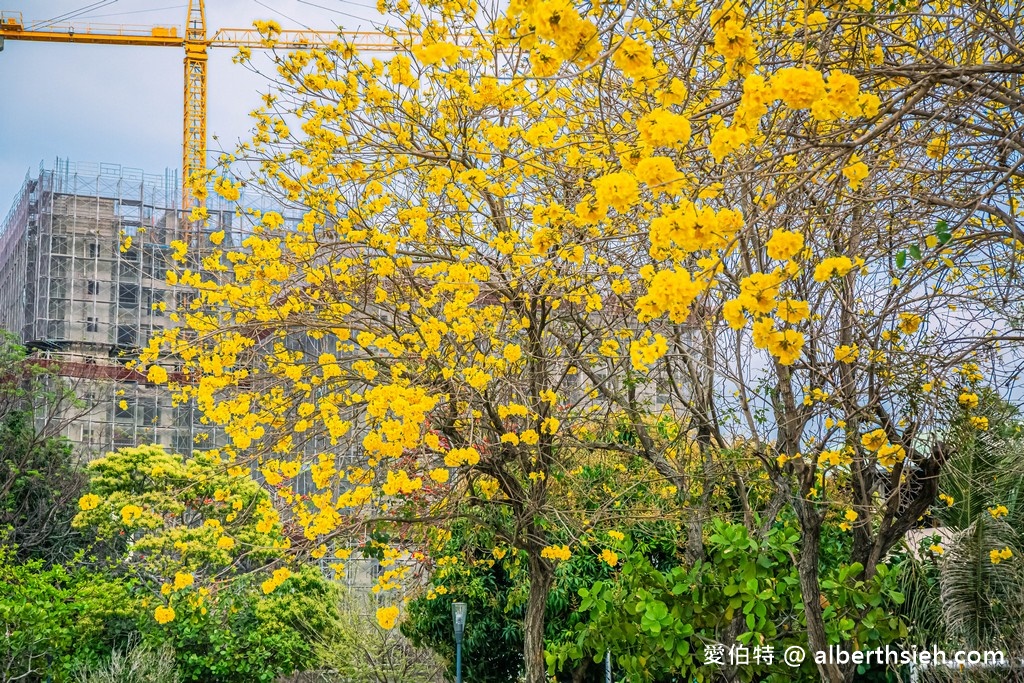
[154,606,175,624]
[376,605,400,629]
[541,544,572,561]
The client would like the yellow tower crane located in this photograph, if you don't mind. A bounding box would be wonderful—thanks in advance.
[0,1,403,219]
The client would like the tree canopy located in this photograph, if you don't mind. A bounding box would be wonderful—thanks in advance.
[133,0,1024,680]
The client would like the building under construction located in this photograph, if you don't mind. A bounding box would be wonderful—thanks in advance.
[0,159,244,459]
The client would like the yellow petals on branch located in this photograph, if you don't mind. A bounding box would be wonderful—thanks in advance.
[444,447,480,468]
[636,269,704,324]
[990,548,1013,564]
[541,544,572,561]
[877,443,906,469]
[834,344,860,364]
[722,299,746,330]
[637,108,692,149]
[766,230,804,261]
[843,155,869,190]
[634,157,682,195]
[959,392,979,409]
[611,36,655,79]
[767,329,805,366]
[146,365,168,384]
[629,332,669,372]
[503,344,523,363]
[120,504,144,525]
[813,256,854,282]
[709,125,750,164]
[773,67,826,109]
[593,172,639,214]
[861,429,888,452]
[173,572,194,591]
[898,313,923,335]
[154,606,175,624]
[710,5,757,74]
[376,605,400,629]
[261,567,292,594]
[927,134,950,160]
[777,299,809,323]
[382,469,423,495]
[519,430,540,446]
[78,494,100,511]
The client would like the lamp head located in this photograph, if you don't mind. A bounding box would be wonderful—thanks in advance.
[452,602,468,642]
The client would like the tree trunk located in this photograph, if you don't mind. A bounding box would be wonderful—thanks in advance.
[794,494,845,683]
[524,551,555,683]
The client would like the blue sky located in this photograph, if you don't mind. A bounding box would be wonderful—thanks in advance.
[0,0,383,208]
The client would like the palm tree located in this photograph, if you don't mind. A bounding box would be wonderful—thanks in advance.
[900,394,1024,681]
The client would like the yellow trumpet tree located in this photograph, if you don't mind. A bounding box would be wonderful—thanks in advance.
[138,0,1024,680]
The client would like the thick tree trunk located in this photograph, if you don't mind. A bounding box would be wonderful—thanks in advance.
[795,496,845,683]
[524,551,555,683]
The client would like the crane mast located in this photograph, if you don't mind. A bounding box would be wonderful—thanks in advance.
[183,0,207,216]
[0,5,406,236]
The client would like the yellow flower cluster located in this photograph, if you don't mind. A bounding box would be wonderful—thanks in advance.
[834,344,859,364]
[634,157,682,195]
[709,125,750,164]
[989,505,1009,519]
[611,36,656,80]
[818,449,853,468]
[154,606,175,624]
[635,269,703,324]
[773,67,825,109]
[541,544,572,561]
[599,549,619,567]
[861,429,906,468]
[765,230,804,261]
[261,567,292,594]
[78,493,100,511]
[382,469,423,496]
[444,447,481,468]
[710,5,757,75]
[958,392,979,409]
[637,108,692,149]
[593,172,639,214]
[898,313,923,335]
[843,155,869,190]
[813,256,855,282]
[648,203,743,258]
[629,332,669,372]
[376,604,400,630]
[173,572,194,591]
[990,547,1013,564]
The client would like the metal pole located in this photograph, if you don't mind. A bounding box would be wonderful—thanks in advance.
[456,640,463,683]
[605,650,611,683]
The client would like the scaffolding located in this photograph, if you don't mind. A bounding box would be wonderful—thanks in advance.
[0,158,250,459]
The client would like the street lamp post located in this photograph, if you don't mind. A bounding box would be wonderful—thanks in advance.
[452,601,468,683]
